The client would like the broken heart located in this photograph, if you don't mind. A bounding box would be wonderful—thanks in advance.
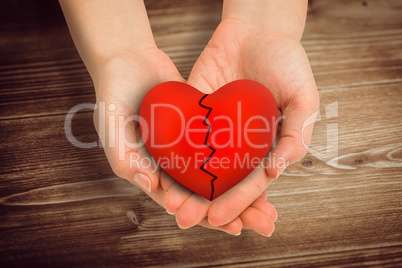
[139,80,278,200]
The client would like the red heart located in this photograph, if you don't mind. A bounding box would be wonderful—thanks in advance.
[139,80,278,200]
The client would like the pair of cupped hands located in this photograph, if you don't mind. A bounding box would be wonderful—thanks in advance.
[93,18,319,236]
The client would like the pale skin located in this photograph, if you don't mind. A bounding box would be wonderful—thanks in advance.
[59,0,319,236]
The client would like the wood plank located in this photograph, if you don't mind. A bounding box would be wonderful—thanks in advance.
[0,0,222,119]
[1,0,402,119]
[0,112,111,197]
[0,171,400,267]
[1,83,401,266]
[1,0,402,267]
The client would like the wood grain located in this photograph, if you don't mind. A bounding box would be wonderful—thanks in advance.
[1,0,402,267]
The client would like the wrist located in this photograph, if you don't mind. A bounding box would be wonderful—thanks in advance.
[222,0,308,40]
[60,0,157,86]
[86,38,158,86]
[93,46,162,91]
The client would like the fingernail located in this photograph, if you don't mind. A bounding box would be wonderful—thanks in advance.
[177,223,189,230]
[275,169,281,179]
[261,233,272,237]
[166,210,175,215]
[232,231,241,236]
[134,173,151,193]
[275,165,288,179]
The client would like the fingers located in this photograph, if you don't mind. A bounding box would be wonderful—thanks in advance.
[197,199,277,236]
[162,179,242,235]
[199,204,276,237]
[198,217,243,236]
[92,90,163,193]
[101,113,160,192]
[207,166,273,226]
[266,91,320,179]
[175,194,211,229]
[241,198,277,236]
[164,177,277,236]
[251,197,278,222]
[163,181,193,214]
[240,207,275,237]
[163,179,244,234]
[258,190,268,201]
[159,171,176,192]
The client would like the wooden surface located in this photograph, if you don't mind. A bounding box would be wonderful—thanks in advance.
[1,0,402,267]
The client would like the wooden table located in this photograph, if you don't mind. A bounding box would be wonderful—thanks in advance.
[1,0,401,267]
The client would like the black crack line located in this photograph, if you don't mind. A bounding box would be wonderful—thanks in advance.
[198,94,218,201]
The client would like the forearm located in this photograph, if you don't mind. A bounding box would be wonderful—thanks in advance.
[59,0,155,83]
[222,0,308,40]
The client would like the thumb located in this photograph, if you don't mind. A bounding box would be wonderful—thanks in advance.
[265,97,319,179]
[93,100,161,193]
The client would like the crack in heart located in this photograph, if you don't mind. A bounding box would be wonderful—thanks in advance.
[198,94,218,201]
[140,80,278,200]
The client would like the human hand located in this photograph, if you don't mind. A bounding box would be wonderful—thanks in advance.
[60,0,279,236]
[93,49,278,235]
[95,46,279,236]
[93,49,182,205]
[163,0,319,235]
